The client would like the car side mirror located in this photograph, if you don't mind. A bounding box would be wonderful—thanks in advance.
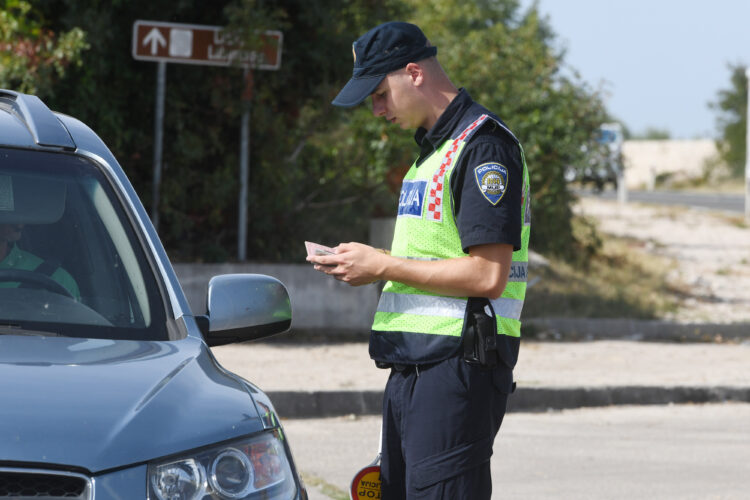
[198,274,292,347]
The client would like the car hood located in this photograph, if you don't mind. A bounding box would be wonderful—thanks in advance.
[0,335,265,473]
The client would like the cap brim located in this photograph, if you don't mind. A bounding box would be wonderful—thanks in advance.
[332,74,385,107]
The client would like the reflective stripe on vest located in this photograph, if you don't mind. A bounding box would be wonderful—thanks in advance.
[377,292,525,325]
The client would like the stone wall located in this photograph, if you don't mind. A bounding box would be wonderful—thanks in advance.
[622,139,719,189]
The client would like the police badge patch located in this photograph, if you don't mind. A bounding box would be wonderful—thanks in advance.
[474,162,509,205]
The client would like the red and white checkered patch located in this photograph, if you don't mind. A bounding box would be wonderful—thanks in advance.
[425,114,489,222]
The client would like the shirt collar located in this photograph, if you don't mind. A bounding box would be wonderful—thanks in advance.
[414,88,474,164]
[0,243,22,268]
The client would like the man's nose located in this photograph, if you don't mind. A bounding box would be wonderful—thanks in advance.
[372,97,385,117]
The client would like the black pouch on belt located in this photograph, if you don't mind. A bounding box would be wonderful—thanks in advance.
[462,297,499,368]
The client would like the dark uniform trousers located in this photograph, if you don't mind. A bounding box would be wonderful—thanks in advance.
[380,354,513,500]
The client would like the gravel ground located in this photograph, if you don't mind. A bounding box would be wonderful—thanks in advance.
[574,197,750,323]
[212,340,750,391]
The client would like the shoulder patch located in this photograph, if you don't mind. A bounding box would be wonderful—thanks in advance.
[474,162,508,205]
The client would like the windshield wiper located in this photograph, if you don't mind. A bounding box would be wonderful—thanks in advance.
[0,324,60,337]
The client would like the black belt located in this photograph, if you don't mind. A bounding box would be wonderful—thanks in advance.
[375,360,439,372]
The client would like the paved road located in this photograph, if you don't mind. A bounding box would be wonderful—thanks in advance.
[578,188,744,213]
[286,403,750,500]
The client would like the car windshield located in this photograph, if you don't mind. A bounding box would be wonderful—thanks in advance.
[0,147,167,340]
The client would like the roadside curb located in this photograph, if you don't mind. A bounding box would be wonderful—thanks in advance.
[271,386,750,419]
[506,386,750,412]
[524,318,750,343]
[277,319,750,345]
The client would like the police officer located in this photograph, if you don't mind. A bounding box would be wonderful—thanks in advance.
[309,21,530,500]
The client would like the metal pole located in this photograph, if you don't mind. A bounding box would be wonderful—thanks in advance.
[745,67,750,223]
[238,67,253,261]
[152,61,166,232]
[616,166,628,204]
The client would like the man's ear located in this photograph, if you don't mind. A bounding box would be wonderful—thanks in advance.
[404,62,424,86]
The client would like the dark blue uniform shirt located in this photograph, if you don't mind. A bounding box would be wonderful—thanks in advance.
[414,89,523,253]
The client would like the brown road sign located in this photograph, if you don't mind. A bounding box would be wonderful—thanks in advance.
[132,20,282,70]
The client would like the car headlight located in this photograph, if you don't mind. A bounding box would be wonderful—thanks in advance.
[148,430,296,500]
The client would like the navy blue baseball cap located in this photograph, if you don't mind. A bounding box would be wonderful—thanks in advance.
[332,22,438,107]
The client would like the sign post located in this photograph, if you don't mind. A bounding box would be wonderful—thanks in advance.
[132,20,282,259]
[239,68,253,263]
[745,68,750,223]
[151,61,166,232]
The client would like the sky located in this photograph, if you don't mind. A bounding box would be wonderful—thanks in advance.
[519,0,750,139]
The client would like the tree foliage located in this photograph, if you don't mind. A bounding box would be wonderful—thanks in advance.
[0,0,87,95]
[30,0,607,262]
[711,63,747,177]
[632,127,671,140]
[38,0,411,262]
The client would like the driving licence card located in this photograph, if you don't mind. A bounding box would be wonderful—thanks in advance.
[305,241,336,257]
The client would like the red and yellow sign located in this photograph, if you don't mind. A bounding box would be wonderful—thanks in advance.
[350,465,381,499]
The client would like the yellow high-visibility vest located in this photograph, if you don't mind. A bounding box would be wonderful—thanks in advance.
[370,111,531,365]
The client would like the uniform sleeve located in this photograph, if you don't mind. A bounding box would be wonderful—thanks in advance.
[450,129,523,253]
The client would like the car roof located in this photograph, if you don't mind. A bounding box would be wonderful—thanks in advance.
[0,89,121,173]
[0,89,80,151]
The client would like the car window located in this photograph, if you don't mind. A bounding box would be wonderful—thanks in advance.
[0,147,167,340]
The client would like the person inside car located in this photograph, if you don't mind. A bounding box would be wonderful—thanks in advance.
[0,222,80,300]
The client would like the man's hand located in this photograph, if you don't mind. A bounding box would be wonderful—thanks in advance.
[306,242,389,286]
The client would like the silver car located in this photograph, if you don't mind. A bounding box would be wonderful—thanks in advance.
[0,89,308,500]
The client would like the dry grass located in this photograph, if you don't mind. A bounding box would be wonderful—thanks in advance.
[300,471,348,500]
[524,218,685,320]
[714,213,748,229]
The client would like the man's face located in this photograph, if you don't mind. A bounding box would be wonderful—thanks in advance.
[0,223,24,243]
[370,70,426,130]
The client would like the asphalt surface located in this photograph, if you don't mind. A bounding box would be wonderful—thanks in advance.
[579,188,745,213]
[285,404,750,500]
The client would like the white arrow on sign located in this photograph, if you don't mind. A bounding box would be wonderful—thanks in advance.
[143,28,166,55]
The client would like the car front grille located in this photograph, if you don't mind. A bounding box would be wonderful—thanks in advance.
[0,469,90,499]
